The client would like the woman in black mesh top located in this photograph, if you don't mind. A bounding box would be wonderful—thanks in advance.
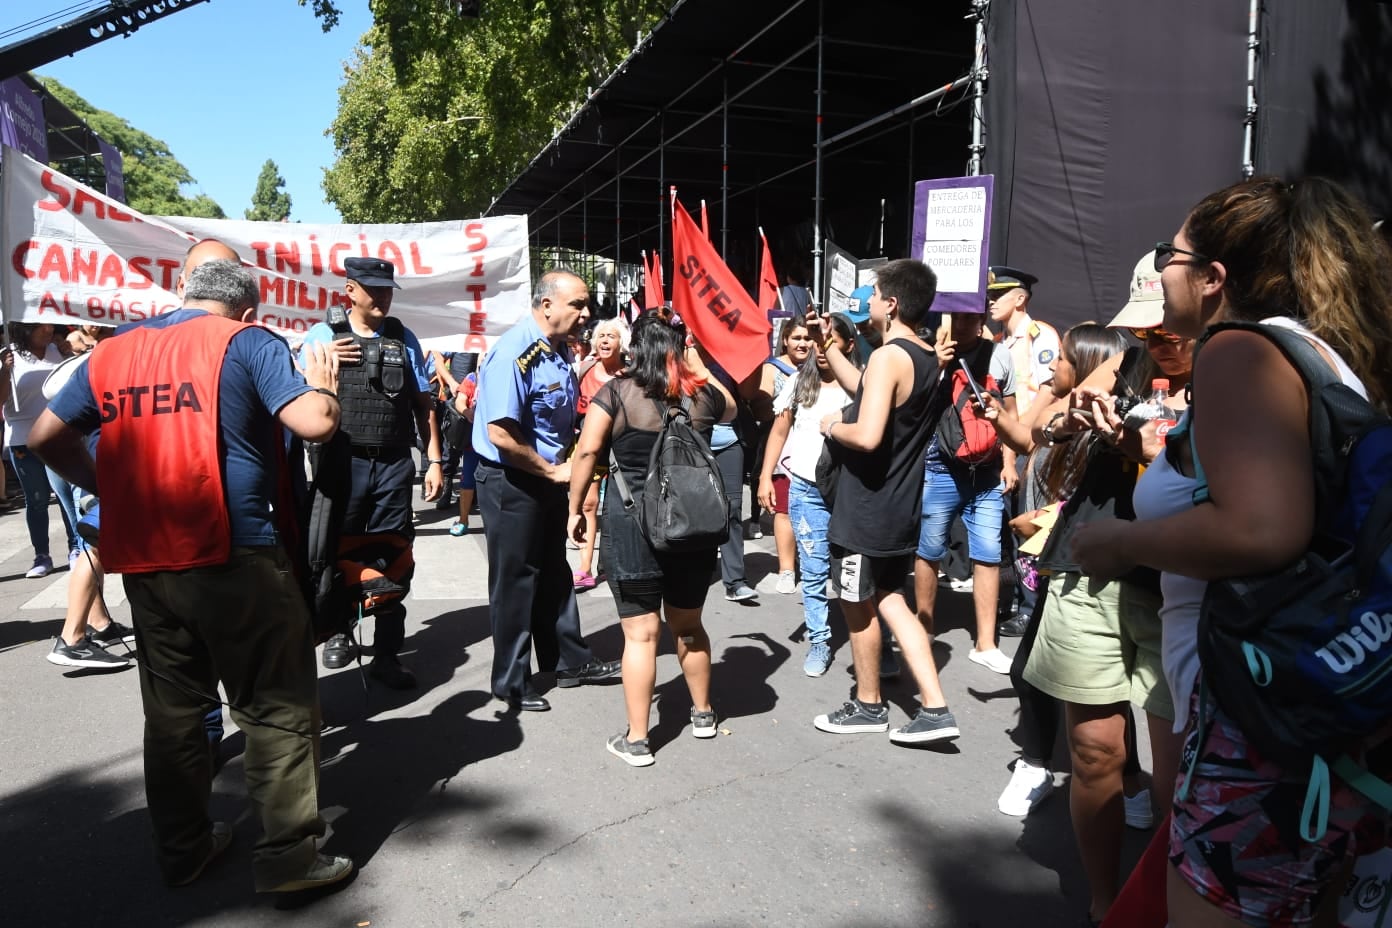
[567,312,736,767]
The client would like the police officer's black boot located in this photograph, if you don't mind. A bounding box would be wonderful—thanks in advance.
[367,607,416,690]
[322,633,355,670]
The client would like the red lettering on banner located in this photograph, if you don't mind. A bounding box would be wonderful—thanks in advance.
[274,241,301,275]
[469,312,487,334]
[308,236,324,275]
[71,249,100,285]
[465,284,487,311]
[295,281,317,310]
[328,243,351,274]
[464,223,488,252]
[156,259,181,291]
[260,277,285,304]
[358,234,370,258]
[72,187,105,219]
[409,243,433,275]
[38,246,69,282]
[38,171,72,212]
[98,254,125,289]
[378,241,405,272]
[261,314,311,333]
[250,242,271,269]
[470,256,485,277]
[12,240,37,277]
[107,205,135,223]
[463,333,489,354]
[38,292,71,315]
[128,257,153,289]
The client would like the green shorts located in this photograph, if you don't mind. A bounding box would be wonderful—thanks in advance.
[1023,571,1174,721]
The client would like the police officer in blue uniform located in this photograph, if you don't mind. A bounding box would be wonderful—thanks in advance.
[301,257,443,689]
[474,270,619,711]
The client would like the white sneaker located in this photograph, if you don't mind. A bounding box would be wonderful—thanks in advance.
[775,570,797,594]
[969,647,1013,675]
[949,576,974,593]
[997,759,1053,816]
[1125,788,1154,829]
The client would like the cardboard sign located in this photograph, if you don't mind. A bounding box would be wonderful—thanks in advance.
[911,175,994,315]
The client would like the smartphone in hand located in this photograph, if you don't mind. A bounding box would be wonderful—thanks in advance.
[959,359,988,410]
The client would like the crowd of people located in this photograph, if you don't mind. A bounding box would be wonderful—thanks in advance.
[9,173,1392,925]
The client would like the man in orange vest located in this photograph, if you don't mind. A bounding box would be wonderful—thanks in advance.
[30,260,353,895]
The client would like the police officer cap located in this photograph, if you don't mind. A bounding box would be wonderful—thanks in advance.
[987,266,1038,293]
[344,256,402,289]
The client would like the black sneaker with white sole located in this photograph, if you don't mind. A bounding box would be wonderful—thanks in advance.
[813,698,890,734]
[89,620,136,648]
[47,635,131,669]
[890,707,960,744]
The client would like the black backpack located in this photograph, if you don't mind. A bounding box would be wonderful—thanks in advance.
[1182,322,1392,841]
[610,396,730,553]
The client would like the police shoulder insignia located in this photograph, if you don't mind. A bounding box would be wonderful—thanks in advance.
[1027,321,1041,339]
[1037,349,1055,365]
[515,338,553,374]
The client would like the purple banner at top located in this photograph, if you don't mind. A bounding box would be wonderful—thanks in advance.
[96,137,125,203]
[910,175,994,315]
[0,78,49,164]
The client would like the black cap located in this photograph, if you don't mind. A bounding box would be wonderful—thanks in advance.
[344,256,401,289]
[987,265,1038,293]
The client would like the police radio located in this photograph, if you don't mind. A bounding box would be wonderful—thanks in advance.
[326,305,350,332]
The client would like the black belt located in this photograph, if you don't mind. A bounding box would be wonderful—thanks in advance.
[351,444,411,459]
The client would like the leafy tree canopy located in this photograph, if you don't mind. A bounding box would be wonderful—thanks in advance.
[35,77,226,218]
[246,158,294,221]
[323,1,669,223]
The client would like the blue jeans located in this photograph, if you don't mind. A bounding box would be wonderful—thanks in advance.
[9,445,76,558]
[789,476,831,644]
[916,460,1005,564]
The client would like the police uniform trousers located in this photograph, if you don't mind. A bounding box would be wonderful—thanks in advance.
[475,460,593,700]
[123,546,325,889]
[342,447,416,657]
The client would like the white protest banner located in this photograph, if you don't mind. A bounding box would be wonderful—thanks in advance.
[1,147,529,351]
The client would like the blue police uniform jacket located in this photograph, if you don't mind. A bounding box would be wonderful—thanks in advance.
[472,313,578,466]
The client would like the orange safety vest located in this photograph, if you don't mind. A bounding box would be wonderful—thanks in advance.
[88,313,245,573]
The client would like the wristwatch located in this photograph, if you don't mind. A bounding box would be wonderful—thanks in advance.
[1042,412,1071,445]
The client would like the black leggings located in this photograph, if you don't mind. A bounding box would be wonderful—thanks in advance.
[1010,575,1141,775]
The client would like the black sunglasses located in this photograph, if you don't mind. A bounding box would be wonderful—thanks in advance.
[1154,242,1211,272]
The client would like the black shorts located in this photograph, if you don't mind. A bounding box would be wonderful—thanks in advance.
[829,544,913,603]
[607,550,717,618]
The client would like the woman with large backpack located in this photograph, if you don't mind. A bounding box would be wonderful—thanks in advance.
[1072,178,1392,926]
[567,312,736,768]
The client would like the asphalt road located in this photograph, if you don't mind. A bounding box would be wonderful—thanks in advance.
[0,487,1154,928]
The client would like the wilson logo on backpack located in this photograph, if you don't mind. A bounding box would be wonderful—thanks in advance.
[1184,321,1392,842]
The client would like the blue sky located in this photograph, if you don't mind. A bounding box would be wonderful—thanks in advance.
[6,0,374,223]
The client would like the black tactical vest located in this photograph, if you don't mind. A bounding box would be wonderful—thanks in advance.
[334,316,416,450]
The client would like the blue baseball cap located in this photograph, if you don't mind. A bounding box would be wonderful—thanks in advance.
[845,284,874,323]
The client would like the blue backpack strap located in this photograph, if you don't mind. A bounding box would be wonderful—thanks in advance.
[1300,756,1332,842]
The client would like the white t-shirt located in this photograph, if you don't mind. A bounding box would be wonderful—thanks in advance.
[1132,316,1367,731]
[4,343,65,447]
[772,375,849,482]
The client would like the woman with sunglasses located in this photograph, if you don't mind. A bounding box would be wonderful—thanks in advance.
[999,252,1193,926]
[1073,178,1392,926]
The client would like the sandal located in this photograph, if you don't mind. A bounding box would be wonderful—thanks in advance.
[572,570,597,592]
[449,519,468,537]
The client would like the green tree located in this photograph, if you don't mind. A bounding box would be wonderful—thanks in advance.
[35,77,226,218]
[323,2,669,223]
[246,159,294,221]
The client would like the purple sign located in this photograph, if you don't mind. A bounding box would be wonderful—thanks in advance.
[910,175,994,315]
[96,137,125,203]
[0,77,49,164]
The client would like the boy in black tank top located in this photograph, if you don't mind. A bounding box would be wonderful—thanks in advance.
[808,259,961,745]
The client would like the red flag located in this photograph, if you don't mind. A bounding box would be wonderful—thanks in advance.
[642,250,662,310]
[700,200,710,239]
[652,251,665,305]
[627,296,641,322]
[758,228,781,313]
[670,196,771,383]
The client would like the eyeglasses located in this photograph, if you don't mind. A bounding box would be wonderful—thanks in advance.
[1154,242,1211,272]
[1130,327,1185,344]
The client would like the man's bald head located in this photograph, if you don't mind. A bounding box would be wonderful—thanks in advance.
[177,239,240,298]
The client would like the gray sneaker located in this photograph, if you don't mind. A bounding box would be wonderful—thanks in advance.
[803,641,832,677]
[690,707,718,739]
[47,635,130,670]
[813,698,889,734]
[260,853,354,893]
[607,731,655,767]
[725,582,758,602]
[890,708,960,745]
[89,620,136,648]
